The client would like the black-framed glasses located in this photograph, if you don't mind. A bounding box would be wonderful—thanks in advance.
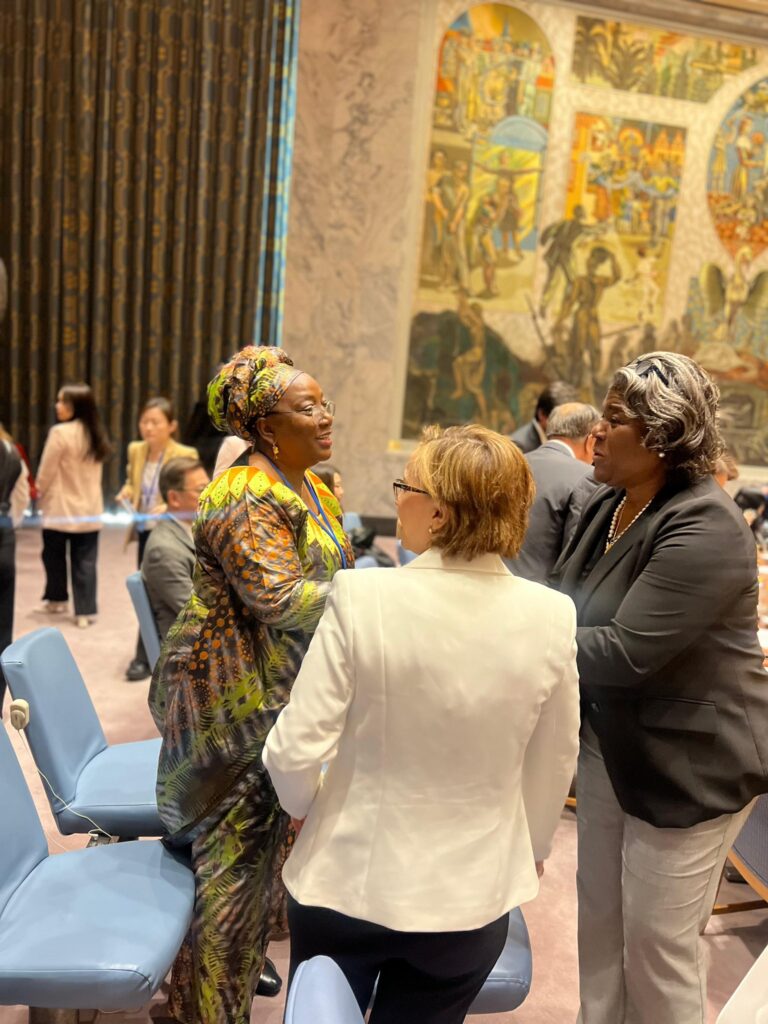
[263,399,336,421]
[392,479,430,502]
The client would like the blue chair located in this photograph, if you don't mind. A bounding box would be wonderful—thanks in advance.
[287,910,531,1019]
[0,720,194,1012]
[469,908,532,1013]
[1,628,163,838]
[126,571,162,670]
[712,795,768,918]
[285,956,364,1024]
[342,511,363,532]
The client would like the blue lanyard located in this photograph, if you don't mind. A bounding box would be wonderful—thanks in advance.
[266,458,348,569]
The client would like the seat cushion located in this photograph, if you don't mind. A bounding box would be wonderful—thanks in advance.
[468,907,532,1013]
[60,738,163,837]
[286,956,365,1024]
[0,839,194,1010]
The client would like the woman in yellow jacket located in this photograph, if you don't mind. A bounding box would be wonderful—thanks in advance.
[117,396,198,680]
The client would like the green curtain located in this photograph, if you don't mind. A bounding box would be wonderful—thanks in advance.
[0,0,300,492]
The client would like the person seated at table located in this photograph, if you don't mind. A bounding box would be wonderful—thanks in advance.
[263,423,580,1024]
[141,457,209,641]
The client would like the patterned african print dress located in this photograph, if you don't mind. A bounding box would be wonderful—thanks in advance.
[148,464,352,1024]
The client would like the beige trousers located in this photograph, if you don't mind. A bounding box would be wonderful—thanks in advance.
[576,724,753,1024]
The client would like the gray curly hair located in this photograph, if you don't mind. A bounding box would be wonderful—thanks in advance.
[609,351,724,482]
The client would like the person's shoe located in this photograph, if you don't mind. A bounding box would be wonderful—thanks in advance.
[76,616,91,629]
[35,601,68,615]
[256,958,282,998]
[125,658,151,682]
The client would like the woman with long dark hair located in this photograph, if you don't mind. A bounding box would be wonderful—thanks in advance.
[36,382,110,628]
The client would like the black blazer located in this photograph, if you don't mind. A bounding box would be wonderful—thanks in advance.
[554,474,768,828]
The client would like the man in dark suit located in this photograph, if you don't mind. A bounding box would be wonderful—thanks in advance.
[142,457,208,641]
[510,380,576,453]
[509,402,599,584]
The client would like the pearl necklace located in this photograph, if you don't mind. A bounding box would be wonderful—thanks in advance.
[605,496,654,553]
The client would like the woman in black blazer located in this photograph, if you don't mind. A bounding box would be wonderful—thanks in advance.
[554,351,768,1024]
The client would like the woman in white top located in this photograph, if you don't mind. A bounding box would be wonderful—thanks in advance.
[36,384,110,628]
[263,424,580,1024]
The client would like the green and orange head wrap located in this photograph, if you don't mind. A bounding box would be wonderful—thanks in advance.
[207,345,303,442]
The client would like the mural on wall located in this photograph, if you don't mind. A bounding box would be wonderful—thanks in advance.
[402,5,768,457]
[419,3,553,309]
[405,3,554,439]
[572,16,759,102]
[545,113,686,332]
[707,78,768,257]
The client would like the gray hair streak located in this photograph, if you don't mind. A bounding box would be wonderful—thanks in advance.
[610,351,723,482]
[546,403,600,440]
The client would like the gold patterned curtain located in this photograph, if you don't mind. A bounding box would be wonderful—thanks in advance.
[0,0,300,491]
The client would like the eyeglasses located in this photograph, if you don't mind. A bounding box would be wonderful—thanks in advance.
[263,400,336,421]
[392,479,430,502]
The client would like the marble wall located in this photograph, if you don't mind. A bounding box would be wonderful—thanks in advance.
[283,0,768,517]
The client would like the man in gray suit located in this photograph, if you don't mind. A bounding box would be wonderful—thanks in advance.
[510,402,599,584]
[142,456,209,641]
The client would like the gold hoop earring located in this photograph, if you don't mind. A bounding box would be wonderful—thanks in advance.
[272,442,280,460]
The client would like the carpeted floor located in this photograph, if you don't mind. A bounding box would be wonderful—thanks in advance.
[2,524,767,1024]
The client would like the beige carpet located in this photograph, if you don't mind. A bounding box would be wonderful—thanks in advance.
[2,524,767,1024]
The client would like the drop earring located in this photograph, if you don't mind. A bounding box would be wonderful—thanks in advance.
[272,442,280,460]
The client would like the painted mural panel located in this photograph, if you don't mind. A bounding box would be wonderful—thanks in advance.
[572,16,759,102]
[552,113,685,330]
[707,79,768,258]
[404,4,553,440]
[419,3,553,308]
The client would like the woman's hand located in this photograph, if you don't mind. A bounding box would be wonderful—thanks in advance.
[536,860,545,878]
[291,817,305,838]
[116,485,131,502]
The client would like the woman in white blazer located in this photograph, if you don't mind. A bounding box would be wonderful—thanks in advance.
[263,424,580,1024]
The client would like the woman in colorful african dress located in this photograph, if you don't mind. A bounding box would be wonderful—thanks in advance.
[148,345,352,1024]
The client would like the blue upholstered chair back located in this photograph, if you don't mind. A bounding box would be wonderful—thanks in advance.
[732,794,768,891]
[126,572,162,670]
[0,628,107,808]
[285,956,364,1024]
[342,512,363,532]
[0,722,48,918]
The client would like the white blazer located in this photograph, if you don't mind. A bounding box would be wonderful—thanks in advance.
[263,547,580,933]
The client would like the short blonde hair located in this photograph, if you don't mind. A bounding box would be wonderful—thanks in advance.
[409,424,534,560]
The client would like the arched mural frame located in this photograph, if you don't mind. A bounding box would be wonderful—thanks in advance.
[401,1,557,440]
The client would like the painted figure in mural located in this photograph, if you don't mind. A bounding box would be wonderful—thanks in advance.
[626,245,660,321]
[451,292,489,420]
[474,154,543,264]
[538,205,593,317]
[422,150,448,279]
[731,117,761,200]
[472,192,502,297]
[711,129,728,193]
[553,246,622,393]
[437,161,471,290]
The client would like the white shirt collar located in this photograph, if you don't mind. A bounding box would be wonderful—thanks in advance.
[546,438,576,458]
[534,419,547,445]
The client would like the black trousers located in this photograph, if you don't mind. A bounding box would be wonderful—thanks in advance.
[0,524,15,712]
[133,529,150,664]
[41,529,99,616]
[287,896,508,1024]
